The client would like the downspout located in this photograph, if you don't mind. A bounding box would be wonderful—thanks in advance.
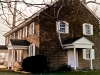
[56,5,64,49]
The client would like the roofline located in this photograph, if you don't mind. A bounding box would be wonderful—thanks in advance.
[3,1,57,37]
[4,0,100,37]
[80,0,100,22]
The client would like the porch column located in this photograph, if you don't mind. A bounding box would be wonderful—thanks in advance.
[8,49,10,69]
[11,48,14,70]
[90,49,93,70]
[74,47,76,70]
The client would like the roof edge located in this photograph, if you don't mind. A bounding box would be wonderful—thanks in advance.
[80,0,100,22]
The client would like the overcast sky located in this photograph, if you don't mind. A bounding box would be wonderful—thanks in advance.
[0,0,100,45]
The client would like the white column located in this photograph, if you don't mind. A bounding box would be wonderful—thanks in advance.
[29,46,30,56]
[90,49,93,70]
[74,48,76,70]
[8,49,10,69]
[11,48,14,70]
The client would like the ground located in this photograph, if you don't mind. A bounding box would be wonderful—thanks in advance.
[0,70,100,75]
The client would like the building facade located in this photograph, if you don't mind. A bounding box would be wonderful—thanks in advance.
[3,0,100,71]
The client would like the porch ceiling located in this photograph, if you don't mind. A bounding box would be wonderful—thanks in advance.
[62,37,94,49]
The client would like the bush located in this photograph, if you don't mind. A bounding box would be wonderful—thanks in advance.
[21,55,48,73]
[56,64,72,72]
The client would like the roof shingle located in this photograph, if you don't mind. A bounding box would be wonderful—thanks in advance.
[62,37,82,44]
[10,39,30,46]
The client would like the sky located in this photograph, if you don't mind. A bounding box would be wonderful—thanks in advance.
[0,0,100,45]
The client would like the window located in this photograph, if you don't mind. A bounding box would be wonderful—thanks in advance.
[18,29,22,39]
[83,23,93,35]
[29,22,34,35]
[83,49,95,60]
[56,21,69,33]
[29,44,35,56]
[23,26,27,37]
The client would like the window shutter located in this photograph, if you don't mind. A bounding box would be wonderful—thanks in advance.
[32,22,34,34]
[91,49,95,59]
[65,22,69,33]
[20,29,22,39]
[90,25,93,35]
[56,21,60,32]
[83,49,86,59]
[26,26,27,37]
[83,24,86,35]
[33,44,35,56]
[23,28,24,37]
[14,33,15,39]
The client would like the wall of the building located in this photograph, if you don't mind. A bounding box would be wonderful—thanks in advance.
[39,0,100,70]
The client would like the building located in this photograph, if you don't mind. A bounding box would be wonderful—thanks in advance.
[3,0,100,71]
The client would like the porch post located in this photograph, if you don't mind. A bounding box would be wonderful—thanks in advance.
[11,48,14,70]
[8,49,10,69]
[90,49,93,70]
[74,47,76,70]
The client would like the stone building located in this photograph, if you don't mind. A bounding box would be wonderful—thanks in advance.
[3,0,100,71]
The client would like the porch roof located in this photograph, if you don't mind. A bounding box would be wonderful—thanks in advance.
[0,45,7,50]
[62,37,94,49]
[7,39,30,50]
[10,39,30,46]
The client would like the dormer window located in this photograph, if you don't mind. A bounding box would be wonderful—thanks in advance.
[83,23,93,35]
[56,21,69,33]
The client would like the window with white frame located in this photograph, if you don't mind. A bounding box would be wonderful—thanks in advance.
[83,49,95,60]
[56,21,69,33]
[83,23,93,35]
[29,22,34,35]
[23,26,27,37]
[18,29,22,39]
[29,44,35,56]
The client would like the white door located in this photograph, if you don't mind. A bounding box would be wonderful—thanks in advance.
[68,49,78,67]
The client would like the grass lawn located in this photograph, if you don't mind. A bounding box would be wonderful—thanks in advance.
[0,70,100,75]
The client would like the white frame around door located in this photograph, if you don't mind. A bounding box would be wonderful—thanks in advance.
[68,49,78,68]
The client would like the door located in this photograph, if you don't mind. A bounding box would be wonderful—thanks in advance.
[68,49,78,68]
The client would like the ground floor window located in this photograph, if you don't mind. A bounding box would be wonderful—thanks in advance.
[29,44,35,56]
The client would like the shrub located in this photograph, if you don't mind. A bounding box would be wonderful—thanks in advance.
[56,64,72,72]
[21,55,48,73]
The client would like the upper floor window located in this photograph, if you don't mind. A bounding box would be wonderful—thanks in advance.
[56,21,69,33]
[83,23,93,35]
[18,29,22,39]
[29,22,34,35]
[23,26,27,37]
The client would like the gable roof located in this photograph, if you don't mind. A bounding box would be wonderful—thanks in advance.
[10,39,30,46]
[62,37,94,49]
[3,0,100,37]
[0,45,7,50]
[62,37,82,44]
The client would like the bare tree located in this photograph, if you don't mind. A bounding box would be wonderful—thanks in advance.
[0,0,57,29]
[0,0,99,30]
